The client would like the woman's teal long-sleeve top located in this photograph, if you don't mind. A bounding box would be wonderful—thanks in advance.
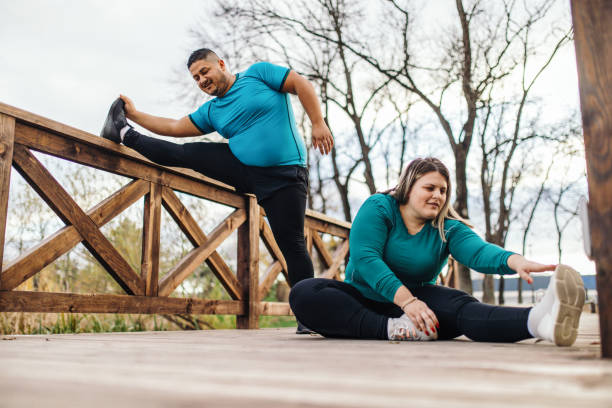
[344,194,516,303]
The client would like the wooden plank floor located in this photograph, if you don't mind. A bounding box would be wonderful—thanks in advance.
[1,313,611,408]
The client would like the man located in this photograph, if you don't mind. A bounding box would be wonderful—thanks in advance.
[101,48,333,333]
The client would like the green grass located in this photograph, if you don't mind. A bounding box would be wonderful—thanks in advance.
[0,313,169,335]
[1,312,297,335]
[259,315,297,328]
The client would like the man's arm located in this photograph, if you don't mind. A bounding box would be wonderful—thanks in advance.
[120,95,202,137]
[281,71,334,154]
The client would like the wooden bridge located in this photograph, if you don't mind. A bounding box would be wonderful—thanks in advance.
[0,1,612,406]
[0,99,353,327]
[0,313,610,407]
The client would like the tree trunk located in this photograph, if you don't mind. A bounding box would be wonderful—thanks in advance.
[456,264,473,295]
[453,149,470,219]
[452,147,473,293]
[498,275,505,305]
[482,274,495,304]
[331,148,352,222]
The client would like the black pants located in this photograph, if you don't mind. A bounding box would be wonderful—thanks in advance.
[123,130,314,286]
[289,278,533,342]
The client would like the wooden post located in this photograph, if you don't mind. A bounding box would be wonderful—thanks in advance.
[236,195,260,329]
[142,182,162,296]
[570,0,612,358]
[0,114,15,280]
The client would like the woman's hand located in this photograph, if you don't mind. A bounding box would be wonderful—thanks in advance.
[507,254,556,284]
[403,299,439,337]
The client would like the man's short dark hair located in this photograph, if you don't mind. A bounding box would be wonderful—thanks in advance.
[187,48,219,68]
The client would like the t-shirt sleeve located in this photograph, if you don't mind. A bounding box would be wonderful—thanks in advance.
[188,101,215,135]
[246,62,291,91]
[349,195,404,302]
[445,220,515,275]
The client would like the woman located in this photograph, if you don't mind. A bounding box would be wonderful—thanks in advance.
[290,157,585,346]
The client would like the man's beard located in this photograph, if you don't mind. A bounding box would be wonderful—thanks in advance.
[210,78,227,96]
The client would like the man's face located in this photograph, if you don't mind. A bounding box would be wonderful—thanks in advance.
[189,58,230,97]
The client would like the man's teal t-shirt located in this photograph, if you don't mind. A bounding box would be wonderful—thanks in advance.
[189,62,307,167]
[344,194,516,303]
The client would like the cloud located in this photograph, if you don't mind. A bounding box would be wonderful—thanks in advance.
[0,0,201,133]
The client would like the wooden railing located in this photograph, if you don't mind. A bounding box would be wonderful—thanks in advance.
[0,102,351,329]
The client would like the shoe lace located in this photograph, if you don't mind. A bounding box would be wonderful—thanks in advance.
[390,325,415,341]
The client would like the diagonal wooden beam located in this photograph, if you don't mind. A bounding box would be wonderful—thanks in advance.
[158,208,246,297]
[258,261,284,301]
[161,187,242,299]
[312,232,333,269]
[305,227,313,255]
[319,239,350,280]
[1,179,149,291]
[11,144,144,295]
[0,114,15,284]
[14,124,245,209]
[259,217,288,281]
[142,182,162,296]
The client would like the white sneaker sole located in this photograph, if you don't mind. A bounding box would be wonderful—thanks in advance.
[553,265,585,346]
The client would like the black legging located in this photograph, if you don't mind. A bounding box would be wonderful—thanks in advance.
[124,130,314,286]
[289,278,533,342]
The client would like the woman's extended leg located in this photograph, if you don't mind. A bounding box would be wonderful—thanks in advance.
[412,285,532,343]
[289,278,400,339]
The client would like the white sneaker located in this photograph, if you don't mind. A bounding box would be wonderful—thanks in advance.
[387,314,438,341]
[528,265,585,346]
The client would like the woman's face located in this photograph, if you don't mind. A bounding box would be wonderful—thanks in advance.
[406,171,448,220]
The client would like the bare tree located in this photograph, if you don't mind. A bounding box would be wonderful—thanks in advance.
[518,160,553,303]
[299,0,573,293]
[549,171,583,264]
[182,0,578,296]
[189,0,418,220]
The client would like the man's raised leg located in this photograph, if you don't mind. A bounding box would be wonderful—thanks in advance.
[100,98,250,190]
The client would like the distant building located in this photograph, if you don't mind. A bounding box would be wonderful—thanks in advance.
[471,274,597,305]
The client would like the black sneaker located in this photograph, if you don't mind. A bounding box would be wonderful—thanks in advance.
[100,98,128,143]
[296,320,315,335]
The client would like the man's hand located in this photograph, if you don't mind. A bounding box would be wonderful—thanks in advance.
[282,71,334,155]
[312,120,334,155]
[116,94,201,137]
[119,94,136,119]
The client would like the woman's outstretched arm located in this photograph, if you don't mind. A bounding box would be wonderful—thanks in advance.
[506,254,556,284]
[446,220,555,282]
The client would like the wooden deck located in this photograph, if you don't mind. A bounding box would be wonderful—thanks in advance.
[1,313,610,408]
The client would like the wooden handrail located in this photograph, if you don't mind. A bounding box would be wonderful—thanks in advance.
[0,102,352,329]
[0,102,234,192]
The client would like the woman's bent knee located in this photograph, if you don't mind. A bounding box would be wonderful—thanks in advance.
[289,278,335,318]
[289,278,316,315]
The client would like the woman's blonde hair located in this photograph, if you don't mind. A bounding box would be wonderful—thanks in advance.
[383,157,471,241]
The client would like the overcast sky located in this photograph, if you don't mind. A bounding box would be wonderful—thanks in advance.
[0,0,203,134]
[1,1,580,131]
[0,1,595,275]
